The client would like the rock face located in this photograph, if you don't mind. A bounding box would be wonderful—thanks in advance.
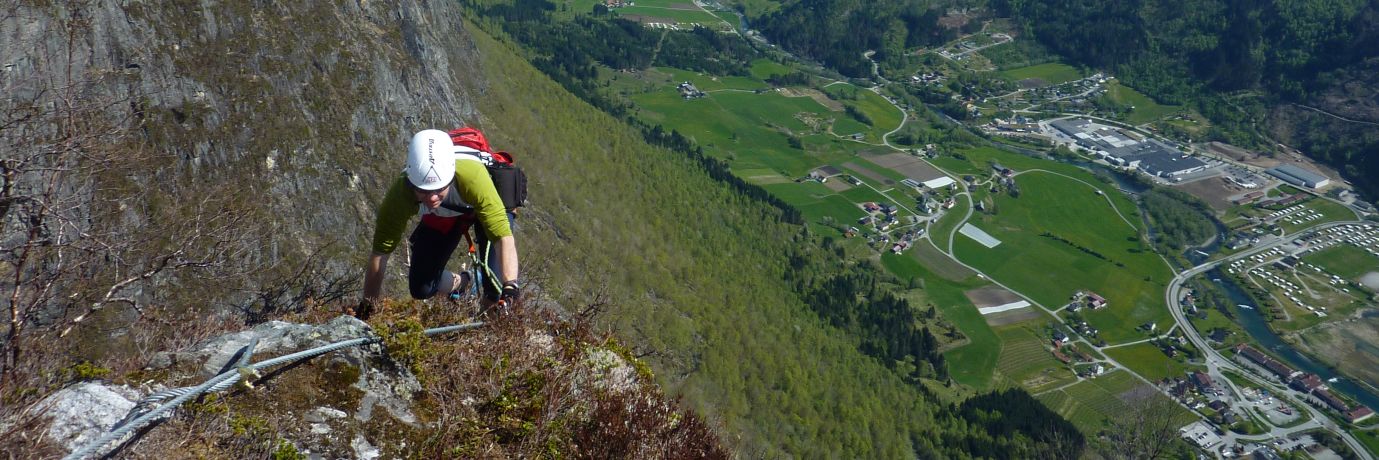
[33,382,140,453]
[0,0,495,311]
[152,315,375,377]
[42,315,423,457]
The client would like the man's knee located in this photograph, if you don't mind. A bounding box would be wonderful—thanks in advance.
[409,278,439,300]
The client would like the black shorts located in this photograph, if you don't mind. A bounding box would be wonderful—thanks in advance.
[407,213,513,301]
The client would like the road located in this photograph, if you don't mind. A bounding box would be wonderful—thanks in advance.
[1164,220,1374,459]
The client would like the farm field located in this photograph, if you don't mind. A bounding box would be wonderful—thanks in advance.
[1037,370,1195,432]
[614,0,728,26]
[949,146,1142,220]
[881,252,1001,389]
[1103,342,1203,382]
[999,62,1083,86]
[992,323,1075,393]
[632,88,847,175]
[929,154,985,176]
[1104,81,1181,125]
[821,84,905,143]
[747,59,793,81]
[952,170,1171,344]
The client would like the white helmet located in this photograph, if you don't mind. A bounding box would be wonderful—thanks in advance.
[406,130,455,191]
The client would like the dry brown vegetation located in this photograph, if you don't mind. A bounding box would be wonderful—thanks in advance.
[91,297,730,459]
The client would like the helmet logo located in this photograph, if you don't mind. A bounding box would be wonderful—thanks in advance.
[424,165,440,184]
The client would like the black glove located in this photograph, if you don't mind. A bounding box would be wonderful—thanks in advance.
[353,299,376,321]
[499,281,522,305]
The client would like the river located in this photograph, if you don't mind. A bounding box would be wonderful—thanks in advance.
[1208,268,1379,410]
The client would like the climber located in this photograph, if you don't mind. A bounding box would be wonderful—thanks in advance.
[356,129,520,320]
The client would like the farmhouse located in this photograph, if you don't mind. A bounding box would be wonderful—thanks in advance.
[1085,291,1107,309]
[809,165,844,183]
[676,81,705,99]
[1267,164,1330,189]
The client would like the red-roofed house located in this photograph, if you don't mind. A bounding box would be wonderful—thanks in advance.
[1085,292,1107,309]
[1348,407,1374,423]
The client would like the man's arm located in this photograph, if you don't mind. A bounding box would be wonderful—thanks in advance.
[497,235,519,284]
[362,252,390,304]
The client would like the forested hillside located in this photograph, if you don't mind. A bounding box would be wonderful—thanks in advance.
[751,0,968,77]
[993,0,1379,199]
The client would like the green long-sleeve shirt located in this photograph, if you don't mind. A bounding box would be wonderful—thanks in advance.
[370,158,511,254]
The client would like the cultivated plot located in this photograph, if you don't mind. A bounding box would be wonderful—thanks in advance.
[863,152,950,183]
[1036,370,1195,433]
[993,324,1076,393]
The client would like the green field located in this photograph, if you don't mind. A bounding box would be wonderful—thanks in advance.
[1105,81,1181,125]
[1186,303,1248,351]
[882,253,1000,389]
[615,0,728,25]
[832,117,870,136]
[929,155,985,176]
[999,63,1083,86]
[1304,244,1379,280]
[1037,370,1195,432]
[993,323,1076,393]
[952,169,1170,344]
[633,87,845,175]
[1352,428,1379,457]
[748,59,793,81]
[654,67,768,92]
[1103,342,1203,382]
[821,84,904,142]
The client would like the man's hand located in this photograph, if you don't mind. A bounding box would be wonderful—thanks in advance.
[353,298,376,321]
[499,281,521,305]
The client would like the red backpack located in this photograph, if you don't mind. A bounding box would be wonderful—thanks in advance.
[448,127,526,210]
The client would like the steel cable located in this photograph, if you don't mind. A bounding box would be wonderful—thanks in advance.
[63,321,484,460]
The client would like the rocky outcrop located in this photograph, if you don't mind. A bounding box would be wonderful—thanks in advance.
[34,310,721,458]
[1,0,496,314]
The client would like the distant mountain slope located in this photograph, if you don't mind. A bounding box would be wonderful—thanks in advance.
[994,0,1379,198]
